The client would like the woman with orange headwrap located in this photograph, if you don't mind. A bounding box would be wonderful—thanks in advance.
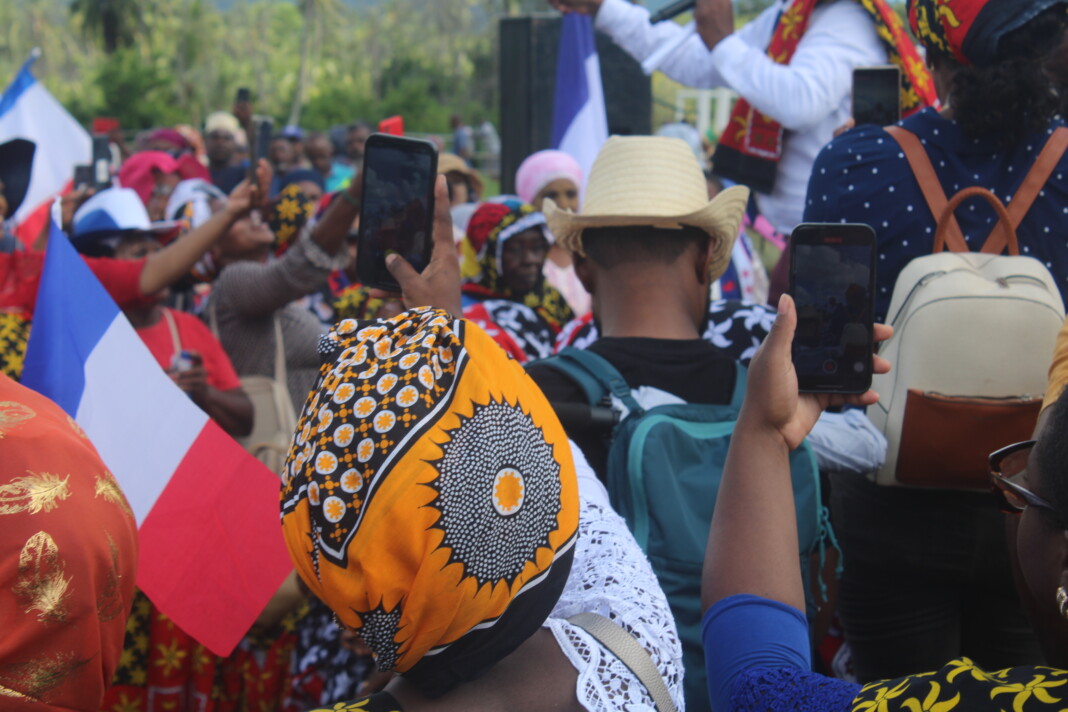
[280,304,683,711]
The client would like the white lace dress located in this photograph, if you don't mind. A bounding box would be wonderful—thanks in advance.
[543,443,686,711]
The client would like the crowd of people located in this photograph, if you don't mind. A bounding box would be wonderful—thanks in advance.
[3,0,1068,710]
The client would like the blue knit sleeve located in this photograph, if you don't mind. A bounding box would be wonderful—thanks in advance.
[702,594,860,712]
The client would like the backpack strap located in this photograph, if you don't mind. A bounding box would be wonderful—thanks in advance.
[162,308,182,355]
[554,347,644,415]
[887,124,1068,256]
[729,362,747,409]
[981,126,1068,255]
[886,126,968,253]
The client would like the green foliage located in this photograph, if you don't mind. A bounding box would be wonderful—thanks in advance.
[93,48,186,128]
[2,0,503,135]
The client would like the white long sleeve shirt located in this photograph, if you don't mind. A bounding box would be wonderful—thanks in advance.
[595,0,886,234]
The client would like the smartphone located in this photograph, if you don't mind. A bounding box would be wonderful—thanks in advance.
[788,223,876,394]
[248,117,273,181]
[91,135,112,190]
[852,66,901,127]
[356,134,438,291]
[235,87,251,104]
[73,164,93,191]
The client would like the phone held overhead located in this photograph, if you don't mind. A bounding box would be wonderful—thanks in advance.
[789,222,876,394]
[852,65,901,128]
[356,134,438,292]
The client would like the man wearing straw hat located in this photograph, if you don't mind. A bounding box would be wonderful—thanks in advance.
[528,135,749,477]
[527,135,751,712]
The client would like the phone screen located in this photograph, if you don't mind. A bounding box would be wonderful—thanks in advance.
[91,135,112,190]
[356,135,438,291]
[73,164,93,191]
[249,118,272,182]
[852,66,901,127]
[789,223,876,394]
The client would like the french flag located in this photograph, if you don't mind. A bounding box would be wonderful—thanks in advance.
[21,224,293,656]
[551,14,609,186]
[0,50,90,245]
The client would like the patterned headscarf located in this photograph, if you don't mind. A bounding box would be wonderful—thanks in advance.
[908,0,1068,67]
[461,199,574,332]
[852,658,1068,711]
[267,184,315,255]
[280,307,579,696]
[0,374,138,709]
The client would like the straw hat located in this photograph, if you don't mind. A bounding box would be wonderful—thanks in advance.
[438,153,485,199]
[543,136,749,283]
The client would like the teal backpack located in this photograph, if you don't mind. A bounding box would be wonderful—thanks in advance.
[536,347,831,712]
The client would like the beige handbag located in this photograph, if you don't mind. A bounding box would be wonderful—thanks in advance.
[208,305,297,476]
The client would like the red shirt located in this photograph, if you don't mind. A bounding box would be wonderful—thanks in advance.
[0,251,146,316]
[137,308,242,391]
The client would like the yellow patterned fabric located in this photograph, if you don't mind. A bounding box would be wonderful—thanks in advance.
[0,312,29,380]
[280,307,579,696]
[852,658,1068,711]
[268,184,315,255]
[0,374,138,710]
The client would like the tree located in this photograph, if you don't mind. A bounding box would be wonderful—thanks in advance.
[70,0,143,54]
[288,0,342,128]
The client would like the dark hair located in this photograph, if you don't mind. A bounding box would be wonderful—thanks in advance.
[580,225,711,269]
[936,8,1067,148]
[1037,387,1068,528]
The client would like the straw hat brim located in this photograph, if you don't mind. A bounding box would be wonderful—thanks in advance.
[544,184,750,283]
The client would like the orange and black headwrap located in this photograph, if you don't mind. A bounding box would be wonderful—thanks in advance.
[280,307,579,696]
[908,0,1068,67]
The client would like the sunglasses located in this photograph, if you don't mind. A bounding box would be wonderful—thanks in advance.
[988,440,1057,515]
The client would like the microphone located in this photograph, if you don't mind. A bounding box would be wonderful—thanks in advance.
[649,0,696,23]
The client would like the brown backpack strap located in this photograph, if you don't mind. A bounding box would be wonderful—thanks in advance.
[885,126,969,253]
[938,186,1019,256]
[980,126,1068,254]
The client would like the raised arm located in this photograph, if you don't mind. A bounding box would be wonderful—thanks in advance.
[139,161,270,295]
[702,294,890,612]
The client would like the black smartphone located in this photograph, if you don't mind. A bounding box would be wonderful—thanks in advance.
[235,87,251,104]
[356,134,438,291]
[91,135,112,190]
[852,66,901,127]
[788,223,876,394]
[73,164,93,191]
[248,117,273,181]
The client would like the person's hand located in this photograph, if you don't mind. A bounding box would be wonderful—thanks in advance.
[695,0,734,50]
[224,159,272,218]
[548,0,603,15]
[833,118,857,139]
[60,186,96,234]
[740,293,892,451]
[379,175,463,316]
[170,353,209,404]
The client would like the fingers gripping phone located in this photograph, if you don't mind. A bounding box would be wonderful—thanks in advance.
[852,65,901,127]
[788,223,876,394]
[356,134,438,291]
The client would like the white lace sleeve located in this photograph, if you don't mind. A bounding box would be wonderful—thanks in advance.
[544,443,685,711]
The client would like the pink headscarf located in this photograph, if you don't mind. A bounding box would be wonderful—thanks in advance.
[118,151,211,206]
[515,150,583,207]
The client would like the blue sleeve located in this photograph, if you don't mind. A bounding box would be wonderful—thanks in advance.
[702,594,813,711]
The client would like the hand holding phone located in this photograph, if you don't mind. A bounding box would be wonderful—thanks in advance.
[356,134,439,292]
[788,223,876,394]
